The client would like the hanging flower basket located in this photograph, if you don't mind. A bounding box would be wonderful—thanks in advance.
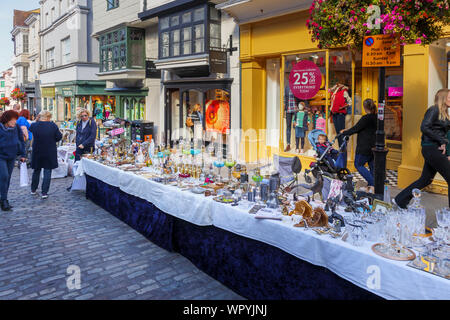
[0,97,10,106]
[307,0,450,50]
[11,88,27,101]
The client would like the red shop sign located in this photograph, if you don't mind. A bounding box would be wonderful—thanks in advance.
[289,60,322,100]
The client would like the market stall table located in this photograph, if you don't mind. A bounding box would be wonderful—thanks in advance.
[80,158,450,300]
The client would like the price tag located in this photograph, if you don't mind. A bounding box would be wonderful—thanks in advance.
[109,128,125,136]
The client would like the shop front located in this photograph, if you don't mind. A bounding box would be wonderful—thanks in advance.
[40,86,56,121]
[164,78,232,152]
[55,81,108,122]
[236,9,448,193]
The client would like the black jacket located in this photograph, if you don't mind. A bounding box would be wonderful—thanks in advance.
[342,113,377,156]
[76,118,97,149]
[420,105,450,147]
[29,121,62,169]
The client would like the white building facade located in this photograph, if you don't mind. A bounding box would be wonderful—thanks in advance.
[39,0,102,122]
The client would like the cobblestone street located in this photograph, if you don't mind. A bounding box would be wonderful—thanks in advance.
[0,169,243,300]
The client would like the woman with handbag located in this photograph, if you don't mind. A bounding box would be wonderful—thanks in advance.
[29,111,62,199]
[0,110,26,211]
[75,108,97,161]
[394,89,450,208]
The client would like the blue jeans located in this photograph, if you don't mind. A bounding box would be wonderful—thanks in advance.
[332,113,346,147]
[354,154,374,187]
[31,168,52,195]
[286,113,294,145]
[0,158,15,201]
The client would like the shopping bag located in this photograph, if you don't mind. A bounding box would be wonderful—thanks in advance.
[20,162,29,187]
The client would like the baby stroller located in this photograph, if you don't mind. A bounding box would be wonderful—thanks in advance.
[304,129,351,183]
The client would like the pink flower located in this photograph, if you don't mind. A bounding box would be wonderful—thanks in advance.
[361,8,366,13]
[405,26,410,31]
[415,38,422,44]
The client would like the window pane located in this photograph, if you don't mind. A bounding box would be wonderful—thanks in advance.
[210,7,220,21]
[120,44,126,68]
[194,24,204,39]
[170,15,179,27]
[183,40,191,55]
[194,8,204,21]
[182,12,191,24]
[162,32,169,57]
[119,29,126,41]
[160,17,169,30]
[183,27,191,41]
[211,38,220,48]
[172,30,180,56]
[210,24,220,39]
[195,40,204,53]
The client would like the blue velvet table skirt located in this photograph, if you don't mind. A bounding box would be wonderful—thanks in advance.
[86,175,381,300]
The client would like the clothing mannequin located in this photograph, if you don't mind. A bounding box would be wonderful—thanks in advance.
[292,102,310,153]
[329,83,351,148]
[284,86,300,152]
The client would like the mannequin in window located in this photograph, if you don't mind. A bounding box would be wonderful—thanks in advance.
[292,102,310,154]
[284,86,300,152]
[329,83,351,147]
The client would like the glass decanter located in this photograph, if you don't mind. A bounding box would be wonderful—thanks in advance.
[408,189,426,236]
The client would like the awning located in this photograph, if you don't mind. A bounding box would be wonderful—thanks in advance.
[216,0,312,24]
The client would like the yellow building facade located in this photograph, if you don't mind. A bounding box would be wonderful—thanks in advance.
[238,10,449,193]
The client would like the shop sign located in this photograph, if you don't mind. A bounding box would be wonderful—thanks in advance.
[362,35,401,67]
[57,87,74,97]
[41,87,55,98]
[388,87,403,97]
[146,60,161,79]
[209,50,227,74]
[289,60,322,100]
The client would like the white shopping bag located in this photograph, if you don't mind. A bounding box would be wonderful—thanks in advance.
[20,162,29,187]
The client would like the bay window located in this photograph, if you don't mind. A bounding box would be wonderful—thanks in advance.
[99,27,144,72]
[158,4,221,59]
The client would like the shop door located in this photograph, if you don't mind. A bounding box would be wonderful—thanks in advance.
[362,67,403,171]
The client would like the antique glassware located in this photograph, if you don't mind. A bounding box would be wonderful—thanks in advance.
[224,156,236,183]
[408,189,426,236]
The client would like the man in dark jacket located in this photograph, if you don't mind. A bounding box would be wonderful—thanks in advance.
[75,109,97,161]
[0,110,26,211]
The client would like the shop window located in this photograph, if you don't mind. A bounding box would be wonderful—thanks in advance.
[266,59,280,148]
[384,67,403,141]
[99,27,144,72]
[158,4,220,59]
[283,52,326,154]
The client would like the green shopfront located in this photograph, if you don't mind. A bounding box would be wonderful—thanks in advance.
[54,81,147,123]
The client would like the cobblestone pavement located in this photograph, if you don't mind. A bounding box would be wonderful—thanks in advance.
[0,169,244,300]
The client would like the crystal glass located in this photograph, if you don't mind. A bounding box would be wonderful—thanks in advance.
[346,223,366,247]
[436,209,449,229]
[433,227,446,250]
[213,158,225,183]
[224,156,236,183]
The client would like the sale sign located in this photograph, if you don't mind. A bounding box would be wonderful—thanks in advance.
[289,60,322,100]
[108,127,125,136]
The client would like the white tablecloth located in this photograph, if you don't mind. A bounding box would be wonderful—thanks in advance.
[80,158,450,300]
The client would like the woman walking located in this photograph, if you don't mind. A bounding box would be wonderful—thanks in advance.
[394,89,450,208]
[75,109,97,161]
[341,99,377,193]
[0,110,26,211]
[29,111,62,199]
[17,109,32,165]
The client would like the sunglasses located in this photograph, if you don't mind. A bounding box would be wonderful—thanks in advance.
[81,115,89,117]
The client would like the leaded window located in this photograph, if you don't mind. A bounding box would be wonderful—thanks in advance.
[99,27,144,72]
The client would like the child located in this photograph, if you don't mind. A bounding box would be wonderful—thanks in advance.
[292,102,310,153]
[316,134,339,169]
